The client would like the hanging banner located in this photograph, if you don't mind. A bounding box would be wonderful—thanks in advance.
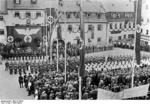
[97,84,149,100]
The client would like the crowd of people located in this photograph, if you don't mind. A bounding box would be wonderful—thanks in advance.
[2,42,113,60]
[4,54,150,100]
[52,42,113,58]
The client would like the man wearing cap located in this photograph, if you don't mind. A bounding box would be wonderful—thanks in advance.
[9,61,13,75]
[18,74,24,88]
[14,60,18,74]
[5,60,9,71]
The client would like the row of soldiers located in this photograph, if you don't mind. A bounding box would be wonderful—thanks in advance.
[5,59,52,75]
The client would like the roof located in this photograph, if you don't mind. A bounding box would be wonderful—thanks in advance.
[97,0,134,12]
[0,0,7,13]
[7,0,57,10]
[60,0,105,13]
[7,0,105,13]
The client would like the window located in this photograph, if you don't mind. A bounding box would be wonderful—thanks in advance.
[31,0,37,4]
[110,23,113,29]
[14,12,20,17]
[68,25,72,31]
[14,0,20,4]
[146,5,148,10]
[26,12,31,18]
[88,25,93,31]
[97,13,101,19]
[133,22,135,28]
[115,23,117,29]
[128,34,134,39]
[78,25,81,30]
[124,23,126,28]
[118,36,121,40]
[91,32,94,39]
[141,29,143,33]
[58,0,63,7]
[120,23,122,29]
[88,38,91,43]
[147,18,149,23]
[129,22,131,28]
[0,29,4,35]
[97,24,103,31]
[36,12,41,17]
[109,37,113,43]
[85,12,90,18]
[145,41,148,45]
[0,16,3,21]
[66,12,71,19]
[146,30,149,35]
[124,35,126,39]
[97,37,101,42]
[75,12,80,18]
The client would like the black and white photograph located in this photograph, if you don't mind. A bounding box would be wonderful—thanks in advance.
[0,0,150,102]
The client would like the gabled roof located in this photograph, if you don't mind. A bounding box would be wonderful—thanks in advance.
[0,0,7,13]
[97,0,134,12]
[7,0,105,13]
[7,0,57,10]
[60,0,105,13]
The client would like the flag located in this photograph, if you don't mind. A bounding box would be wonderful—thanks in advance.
[135,0,142,65]
[79,1,85,78]
[79,40,85,77]
[57,25,62,40]
[45,8,57,31]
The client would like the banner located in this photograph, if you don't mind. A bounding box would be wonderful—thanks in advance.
[135,0,142,65]
[97,84,149,100]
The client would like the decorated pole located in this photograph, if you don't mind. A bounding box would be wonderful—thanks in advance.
[57,38,59,72]
[45,8,50,58]
[57,0,61,72]
[79,0,85,100]
[64,39,67,82]
[131,0,142,88]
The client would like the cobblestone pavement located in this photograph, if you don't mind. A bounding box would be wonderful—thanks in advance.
[0,62,33,100]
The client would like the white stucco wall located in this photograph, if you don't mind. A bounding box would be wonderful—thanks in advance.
[5,10,45,26]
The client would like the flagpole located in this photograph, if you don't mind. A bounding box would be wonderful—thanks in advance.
[57,0,60,72]
[45,10,48,57]
[131,0,142,88]
[64,39,67,82]
[79,0,85,100]
[57,38,59,72]
[131,0,137,88]
[49,8,51,61]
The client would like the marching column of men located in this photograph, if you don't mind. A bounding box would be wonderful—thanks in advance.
[5,57,48,75]
[4,54,150,100]
[5,57,51,97]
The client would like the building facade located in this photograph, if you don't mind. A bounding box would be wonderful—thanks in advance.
[53,0,108,47]
[4,0,58,54]
[1,0,137,47]
[0,0,7,44]
[102,0,135,46]
[141,0,150,45]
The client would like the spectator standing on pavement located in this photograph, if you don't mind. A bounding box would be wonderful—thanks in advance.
[5,60,9,71]
[28,80,32,96]
[18,74,24,88]
[24,73,28,88]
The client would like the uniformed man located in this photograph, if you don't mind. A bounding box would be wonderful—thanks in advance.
[9,61,13,75]
[5,60,9,71]
[18,61,22,75]
[30,61,34,74]
[18,74,24,88]
[22,61,26,74]
[14,60,18,74]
